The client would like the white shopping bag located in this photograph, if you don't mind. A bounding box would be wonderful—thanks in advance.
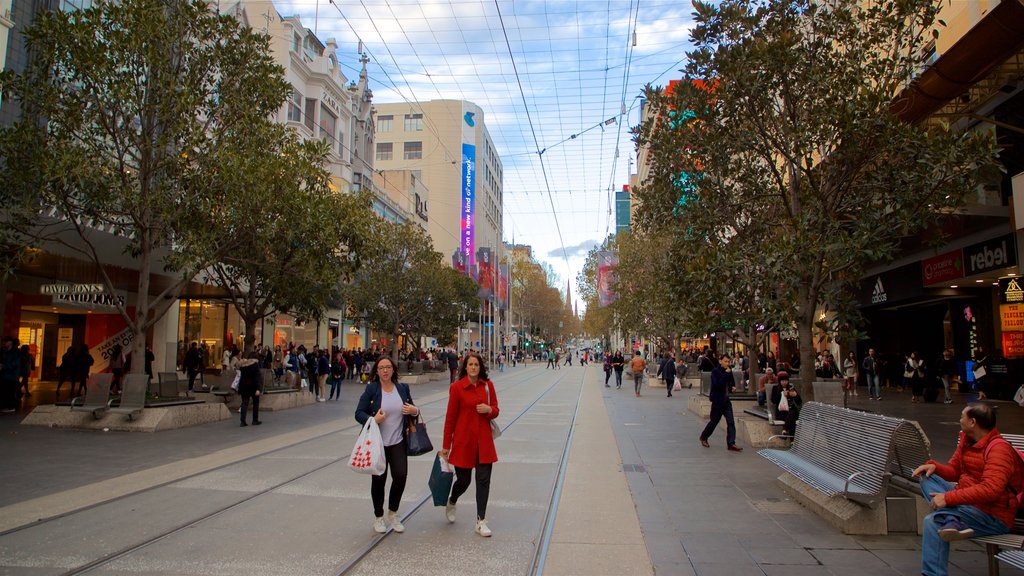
[673,377,682,392]
[349,418,386,475]
[1014,385,1024,407]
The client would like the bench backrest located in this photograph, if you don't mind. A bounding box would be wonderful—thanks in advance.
[157,372,178,384]
[791,402,931,493]
[119,374,148,409]
[83,373,113,405]
[812,381,845,406]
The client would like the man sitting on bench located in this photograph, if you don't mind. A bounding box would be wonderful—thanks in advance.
[912,402,1020,576]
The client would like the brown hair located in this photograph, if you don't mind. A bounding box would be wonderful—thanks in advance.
[457,352,489,381]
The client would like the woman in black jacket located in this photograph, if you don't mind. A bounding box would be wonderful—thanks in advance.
[771,371,801,438]
[237,353,262,427]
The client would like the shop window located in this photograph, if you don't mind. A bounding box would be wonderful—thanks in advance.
[178,300,227,370]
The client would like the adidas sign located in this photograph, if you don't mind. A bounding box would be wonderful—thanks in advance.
[871,277,887,304]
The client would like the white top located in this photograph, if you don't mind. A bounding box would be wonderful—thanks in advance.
[379,387,405,447]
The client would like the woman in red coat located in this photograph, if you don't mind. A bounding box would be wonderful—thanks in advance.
[440,352,499,537]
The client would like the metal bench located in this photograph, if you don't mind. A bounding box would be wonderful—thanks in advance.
[972,433,1024,576]
[758,401,931,509]
[812,380,846,407]
[996,549,1024,571]
[71,373,113,419]
[209,370,236,402]
[109,373,147,420]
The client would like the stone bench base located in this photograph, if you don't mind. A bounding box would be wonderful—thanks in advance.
[774,472,929,535]
[736,417,789,449]
[259,389,318,411]
[21,403,232,432]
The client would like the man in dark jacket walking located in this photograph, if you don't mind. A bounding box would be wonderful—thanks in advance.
[661,355,677,397]
[699,354,742,451]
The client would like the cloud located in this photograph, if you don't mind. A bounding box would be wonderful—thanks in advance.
[548,240,598,260]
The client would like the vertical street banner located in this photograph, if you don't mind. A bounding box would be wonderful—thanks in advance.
[597,251,619,307]
[452,249,467,276]
[477,247,494,300]
[461,102,481,270]
[497,263,509,310]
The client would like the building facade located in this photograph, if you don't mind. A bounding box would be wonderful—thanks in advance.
[371,100,504,266]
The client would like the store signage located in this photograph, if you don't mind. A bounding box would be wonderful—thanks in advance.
[53,291,126,312]
[1000,304,1024,331]
[964,234,1017,276]
[1000,277,1024,304]
[1002,331,1024,358]
[858,262,923,308]
[40,283,104,295]
[921,249,964,286]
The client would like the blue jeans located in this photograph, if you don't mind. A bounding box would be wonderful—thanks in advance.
[866,373,881,398]
[919,474,1009,576]
[328,377,342,400]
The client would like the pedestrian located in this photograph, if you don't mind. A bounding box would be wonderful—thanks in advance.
[905,351,926,403]
[938,349,956,404]
[440,351,499,538]
[328,351,346,400]
[447,349,459,384]
[699,353,743,452]
[973,347,989,400]
[546,350,555,370]
[183,342,203,392]
[758,367,776,407]
[843,351,858,397]
[661,354,676,398]
[1,337,20,413]
[317,349,329,402]
[771,371,801,439]
[108,344,124,395]
[612,351,625,389]
[629,351,646,397]
[862,348,882,400]
[18,344,33,397]
[56,346,76,398]
[912,402,1020,576]
[285,346,300,389]
[237,352,262,427]
[74,344,94,396]
[603,353,612,387]
[355,356,420,534]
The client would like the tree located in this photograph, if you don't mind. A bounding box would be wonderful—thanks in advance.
[634,0,998,393]
[0,0,293,372]
[347,221,479,364]
[200,121,374,353]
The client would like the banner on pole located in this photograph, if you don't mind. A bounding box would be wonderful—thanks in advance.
[477,247,494,300]
[597,251,619,307]
[498,264,509,310]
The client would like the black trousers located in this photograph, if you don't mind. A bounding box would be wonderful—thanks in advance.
[240,392,260,424]
[700,401,737,446]
[450,462,493,520]
[372,441,408,517]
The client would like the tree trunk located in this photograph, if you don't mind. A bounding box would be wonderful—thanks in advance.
[130,241,152,375]
[797,314,816,402]
[747,330,759,396]
[244,317,257,354]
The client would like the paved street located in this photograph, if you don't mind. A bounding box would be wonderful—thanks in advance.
[0,364,1022,575]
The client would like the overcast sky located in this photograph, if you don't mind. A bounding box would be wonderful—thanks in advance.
[274,0,699,310]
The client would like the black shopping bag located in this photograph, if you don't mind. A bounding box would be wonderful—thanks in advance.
[428,453,454,506]
[406,414,434,456]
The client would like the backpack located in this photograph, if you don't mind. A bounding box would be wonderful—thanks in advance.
[984,438,1024,511]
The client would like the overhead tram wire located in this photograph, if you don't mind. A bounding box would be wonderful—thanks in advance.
[603,0,641,240]
[493,0,571,281]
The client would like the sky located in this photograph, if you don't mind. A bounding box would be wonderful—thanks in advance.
[274,0,700,310]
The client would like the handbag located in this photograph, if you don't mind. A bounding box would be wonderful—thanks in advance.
[405,413,434,456]
[973,366,987,379]
[348,418,386,475]
[1014,385,1024,407]
[300,378,309,389]
[485,382,501,439]
[428,453,454,506]
[778,394,790,412]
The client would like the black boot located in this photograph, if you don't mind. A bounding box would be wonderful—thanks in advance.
[240,420,248,427]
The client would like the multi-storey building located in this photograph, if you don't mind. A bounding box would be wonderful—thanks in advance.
[372,170,429,230]
[372,100,504,268]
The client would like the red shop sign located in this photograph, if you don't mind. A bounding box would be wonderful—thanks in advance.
[921,249,964,286]
[1002,331,1024,358]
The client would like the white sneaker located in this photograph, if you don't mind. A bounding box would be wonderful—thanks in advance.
[445,502,456,523]
[475,518,492,537]
[386,511,404,533]
[373,516,387,533]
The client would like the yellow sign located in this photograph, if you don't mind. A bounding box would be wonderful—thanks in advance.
[1001,304,1024,331]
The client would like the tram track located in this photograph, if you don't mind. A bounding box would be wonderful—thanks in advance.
[20,365,582,576]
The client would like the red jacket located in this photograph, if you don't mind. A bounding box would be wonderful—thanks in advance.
[442,377,499,469]
[927,428,1021,528]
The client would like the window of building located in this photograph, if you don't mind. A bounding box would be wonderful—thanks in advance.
[403,141,423,160]
[304,98,316,132]
[287,89,302,123]
[376,142,393,161]
[377,115,393,133]
[293,32,301,53]
[320,104,337,151]
[404,113,423,132]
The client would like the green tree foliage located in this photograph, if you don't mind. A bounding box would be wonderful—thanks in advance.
[509,250,565,343]
[347,221,479,363]
[632,0,999,391]
[0,0,293,370]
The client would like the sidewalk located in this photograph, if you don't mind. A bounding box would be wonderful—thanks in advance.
[604,377,1024,576]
